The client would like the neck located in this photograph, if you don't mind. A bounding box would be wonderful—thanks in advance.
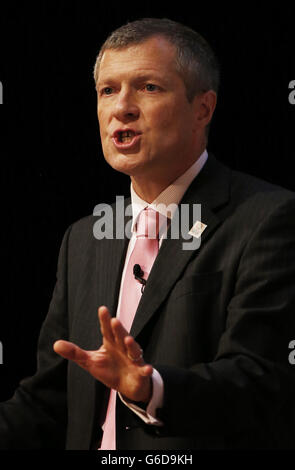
[131,175,175,203]
[131,148,205,203]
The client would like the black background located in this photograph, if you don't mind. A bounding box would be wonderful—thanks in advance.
[0,2,294,401]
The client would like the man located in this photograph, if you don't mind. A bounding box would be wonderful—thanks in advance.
[1,18,295,450]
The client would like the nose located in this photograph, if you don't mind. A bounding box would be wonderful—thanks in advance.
[113,88,140,122]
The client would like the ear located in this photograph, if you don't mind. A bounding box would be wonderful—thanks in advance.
[192,90,217,131]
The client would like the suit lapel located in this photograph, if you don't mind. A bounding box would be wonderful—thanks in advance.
[94,199,132,348]
[130,154,231,339]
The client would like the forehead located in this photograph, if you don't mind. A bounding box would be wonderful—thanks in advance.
[97,36,178,82]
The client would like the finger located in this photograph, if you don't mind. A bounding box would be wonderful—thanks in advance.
[124,335,145,365]
[140,364,154,377]
[98,306,115,343]
[111,317,128,352]
[53,340,89,364]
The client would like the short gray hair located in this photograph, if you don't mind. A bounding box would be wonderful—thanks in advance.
[93,17,220,102]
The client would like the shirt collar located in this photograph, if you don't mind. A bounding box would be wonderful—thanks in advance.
[130,149,208,233]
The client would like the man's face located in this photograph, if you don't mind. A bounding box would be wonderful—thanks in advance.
[96,36,202,181]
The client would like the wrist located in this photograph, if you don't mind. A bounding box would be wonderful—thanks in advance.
[123,377,153,405]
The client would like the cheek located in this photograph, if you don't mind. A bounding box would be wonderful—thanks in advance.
[99,127,110,153]
[97,107,108,133]
[151,112,186,148]
[150,101,185,134]
[97,115,110,155]
[154,104,175,126]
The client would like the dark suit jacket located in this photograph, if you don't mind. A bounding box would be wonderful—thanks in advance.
[1,154,295,450]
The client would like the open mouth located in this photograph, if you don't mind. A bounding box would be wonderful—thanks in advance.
[112,129,142,149]
[118,130,135,143]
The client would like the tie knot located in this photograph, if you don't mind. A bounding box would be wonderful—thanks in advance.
[136,207,165,239]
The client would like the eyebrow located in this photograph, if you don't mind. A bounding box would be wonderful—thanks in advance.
[97,71,170,88]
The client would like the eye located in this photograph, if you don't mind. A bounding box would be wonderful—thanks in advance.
[144,84,159,92]
[101,87,114,96]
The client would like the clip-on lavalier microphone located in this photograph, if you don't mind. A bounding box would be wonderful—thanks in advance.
[133,264,147,293]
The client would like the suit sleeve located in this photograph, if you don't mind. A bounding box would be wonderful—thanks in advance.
[155,197,295,442]
[0,225,72,449]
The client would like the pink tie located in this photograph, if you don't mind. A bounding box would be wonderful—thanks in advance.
[99,207,163,450]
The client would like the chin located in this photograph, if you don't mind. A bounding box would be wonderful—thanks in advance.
[105,151,148,176]
[106,158,140,177]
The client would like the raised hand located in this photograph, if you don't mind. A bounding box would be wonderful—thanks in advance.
[53,306,153,403]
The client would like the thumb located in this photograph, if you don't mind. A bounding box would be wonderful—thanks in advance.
[53,340,89,364]
[139,364,154,377]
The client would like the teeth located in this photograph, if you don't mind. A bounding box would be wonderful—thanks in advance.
[119,130,135,143]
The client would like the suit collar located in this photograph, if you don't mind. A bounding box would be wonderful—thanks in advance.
[181,151,230,211]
